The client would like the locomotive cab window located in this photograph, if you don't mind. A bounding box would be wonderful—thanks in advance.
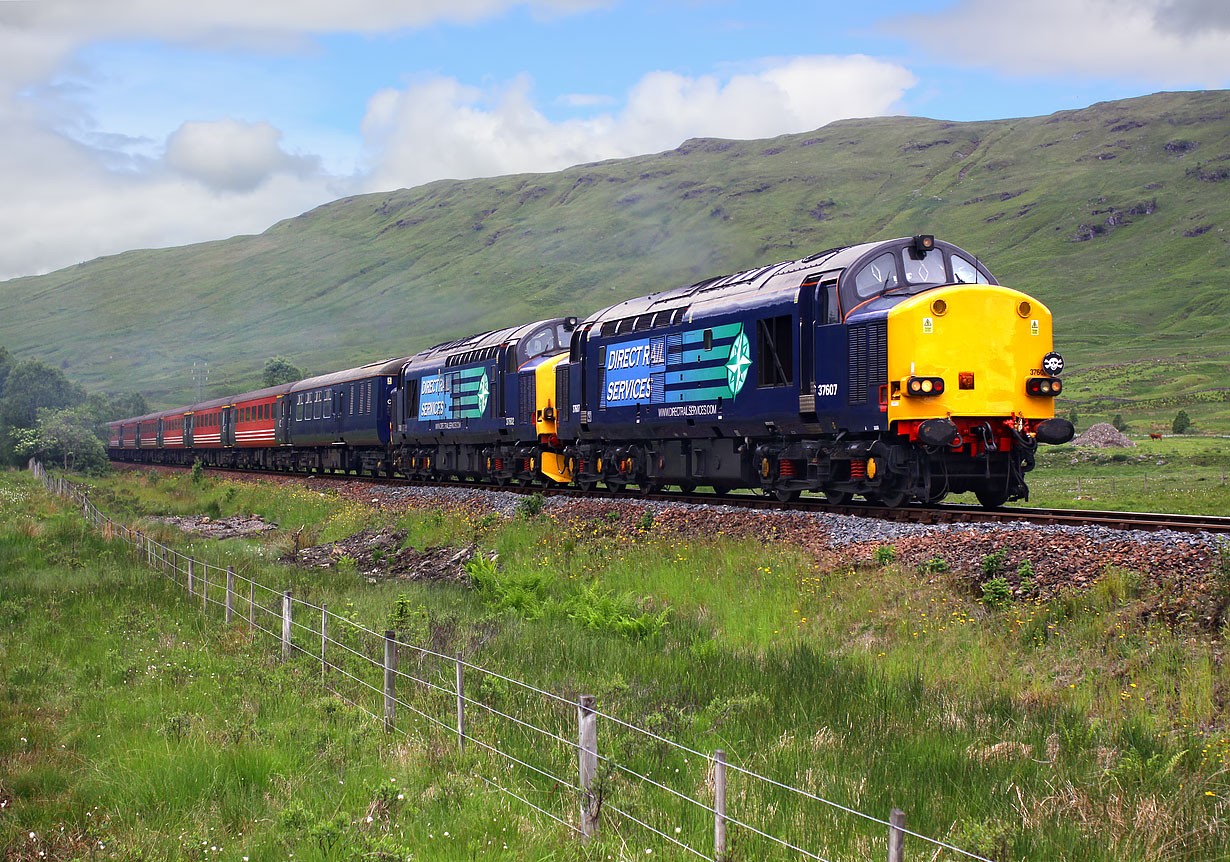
[853,252,899,298]
[821,281,840,324]
[901,247,946,286]
[757,315,794,388]
[522,326,557,362]
[951,254,991,285]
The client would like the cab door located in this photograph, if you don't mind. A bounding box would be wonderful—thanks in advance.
[811,278,845,432]
[185,414,194,448]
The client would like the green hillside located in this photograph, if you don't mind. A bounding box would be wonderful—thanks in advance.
[2,90,1227,428]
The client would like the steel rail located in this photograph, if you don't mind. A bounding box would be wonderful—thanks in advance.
[111,461,1230,535]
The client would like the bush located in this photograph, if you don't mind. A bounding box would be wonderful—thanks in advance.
[981,548,1008,578]
[1172,410,1192,434]
[981,576,1013,608]
[919,557,949,574]
[1111,414,1129,432]
[516,492,545,518]
[873,545,897,566]
[190,458,205,484]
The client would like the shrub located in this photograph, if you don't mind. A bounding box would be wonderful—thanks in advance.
[981,576,1013,608]
[919,557,949,574]
[981,548,1008,578]
[190,458,205,484]
[1172,410,1191,434]
[1111,414,1129,432]
[516,492,545,518]
[637,508,654,532]
[873,545,897,566]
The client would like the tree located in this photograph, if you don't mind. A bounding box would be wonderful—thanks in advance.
[0,360,87,427]
[13,407,108,473]
[85,392,148,440]
[0,345,12,395]
[1111,413,1129,432]
[1068,407,1079,429]
[262,356,303,388]
[1172,410,1192,434]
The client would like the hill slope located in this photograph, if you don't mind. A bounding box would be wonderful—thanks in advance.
[2,90,1227,417]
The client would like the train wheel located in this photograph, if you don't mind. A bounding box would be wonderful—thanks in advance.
[711,485,729,497]
[774,488,801,503]
[677,483,697,495]
[975,486,1009,509]
[637,481,660,496]
[869,490,907,509]
[823,490,853,505]
[577,479,597,493]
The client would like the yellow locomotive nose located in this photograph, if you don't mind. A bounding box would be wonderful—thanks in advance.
[885,284,1058,425]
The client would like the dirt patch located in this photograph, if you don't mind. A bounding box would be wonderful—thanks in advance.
[284,528,477,584]
[151,514,278,539]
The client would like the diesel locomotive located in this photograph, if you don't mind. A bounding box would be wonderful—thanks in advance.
[109,235,1074,508]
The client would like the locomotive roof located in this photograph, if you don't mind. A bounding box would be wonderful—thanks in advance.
[289,356,411,392]
[581,237,962,325]
[402,317,576,371]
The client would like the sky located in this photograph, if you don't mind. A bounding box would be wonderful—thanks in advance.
[1,0,1228,281]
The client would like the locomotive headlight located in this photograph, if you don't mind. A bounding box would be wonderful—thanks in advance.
[1026,377,1061,397]
[906,376,944,396]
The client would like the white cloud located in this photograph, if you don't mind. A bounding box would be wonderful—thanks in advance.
[165,119,319,192]
[0,3,915,280]
[360,56,916,191]
[888,0,1230,86]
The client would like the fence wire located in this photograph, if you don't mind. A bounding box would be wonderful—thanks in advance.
[31,460,994,862]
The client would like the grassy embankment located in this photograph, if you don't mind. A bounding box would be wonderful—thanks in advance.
[1010,436,1230,514]
[2,466,1228,860]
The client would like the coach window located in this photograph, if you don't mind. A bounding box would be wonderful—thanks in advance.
[757,316,794,387]
[314,391,322,420]
[951,254,990,285]
[323,389,331,419]
[296,395,303,421]
[853,252,899,298]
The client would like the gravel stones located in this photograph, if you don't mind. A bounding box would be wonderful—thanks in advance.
[150,514,277,539]
[284,527,477,584]
[1072,422,1136,447]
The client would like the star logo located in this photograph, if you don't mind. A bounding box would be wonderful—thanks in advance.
[726,327,751,396]
[476,372,490,415]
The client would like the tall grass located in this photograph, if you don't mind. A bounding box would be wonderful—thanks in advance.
[3,467,1228,860]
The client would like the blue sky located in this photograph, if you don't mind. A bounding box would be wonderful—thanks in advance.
[0,0,1226,279]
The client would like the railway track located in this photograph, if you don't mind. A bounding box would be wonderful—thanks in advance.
[117,462,1230,536]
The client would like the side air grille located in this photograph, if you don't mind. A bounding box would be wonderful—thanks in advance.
[847,320,887,405]
[518,374,536,425]
[555,365,570,422]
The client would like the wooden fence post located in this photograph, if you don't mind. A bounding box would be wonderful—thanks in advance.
[714,750,727,861]
[383,631,397,731]
[187,558,195,596]
[455,652,465,752]
[887,808,905,862]
[321,604,328,681]
[578,694,598,839]
[282,591,292,661]
[225,567,235,624]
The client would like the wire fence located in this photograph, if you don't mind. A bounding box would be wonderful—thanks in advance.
[29,459,991,862]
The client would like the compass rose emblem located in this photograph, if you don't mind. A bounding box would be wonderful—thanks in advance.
[725,326,751,396]
[476,372,490,415]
